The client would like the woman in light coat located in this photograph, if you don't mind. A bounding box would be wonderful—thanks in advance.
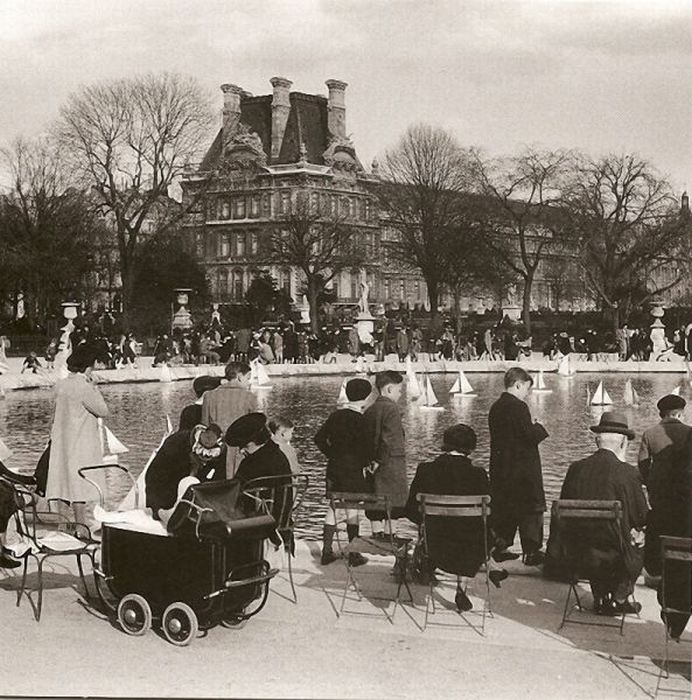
[46,346,108,523]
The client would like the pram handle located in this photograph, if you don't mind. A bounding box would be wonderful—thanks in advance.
[78,464,137,507]
[224,568,279,589]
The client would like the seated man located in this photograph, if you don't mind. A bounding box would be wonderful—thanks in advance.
[145,424,226,520]
[406,424,507,611]
[178,375,222,431]
[559,411,648,615]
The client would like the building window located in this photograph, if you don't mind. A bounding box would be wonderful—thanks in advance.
[282,268,291,296]
[217,269,229,298]
[218,234,230,258]
[384,278,390,300]
[236,232,246,257]
[262,194,271,217]
[415,280,421,301]
[281,191,291,214]
[221,201,230,219]
[350,273,358,300]
[232,268,244,300]
[250,231,259,255]
[195,232,204,257]
[250,196,260,218]
[399,278,406,300]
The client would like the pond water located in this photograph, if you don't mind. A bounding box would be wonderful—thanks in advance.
[0,372,685,539]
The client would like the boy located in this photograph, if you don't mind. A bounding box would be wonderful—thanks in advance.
[269,416,300,474]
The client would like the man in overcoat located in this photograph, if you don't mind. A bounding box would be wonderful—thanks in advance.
[488,367,549,565]
[363,370,407,535]
[559,411,648,615]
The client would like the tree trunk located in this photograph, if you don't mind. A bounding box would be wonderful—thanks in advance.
[453,288,462,334]
[427,276,441,331]
[522,273,534,335]
[120,261,135,329]
[307,279,320,334]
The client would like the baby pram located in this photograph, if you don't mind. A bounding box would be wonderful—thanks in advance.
[86,471,278,646]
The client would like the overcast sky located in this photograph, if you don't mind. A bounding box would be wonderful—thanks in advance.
[1,0,690,190]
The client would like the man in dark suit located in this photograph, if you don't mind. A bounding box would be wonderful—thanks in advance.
[488,367,549,565]
[178,375,222,431]
[363,371,408,536]
[560,411,648,615]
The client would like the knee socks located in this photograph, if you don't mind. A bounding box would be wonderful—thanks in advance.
[322,524,336,553]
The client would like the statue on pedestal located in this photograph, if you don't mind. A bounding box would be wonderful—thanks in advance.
[358,269,372,318]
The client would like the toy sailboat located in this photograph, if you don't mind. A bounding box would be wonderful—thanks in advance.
[159,364,173,383]
[623,379,639,406]
[449,369,476,396]
[250,359,272,389]
[337,378,348,405]
[671,385,682,396]
[416,375,444,411]
[591,381,613,406]
[532,369,552,393]
[586,384,591,406]
[557,354,574,377]
[406,358,422,399]
[104,424,129,455]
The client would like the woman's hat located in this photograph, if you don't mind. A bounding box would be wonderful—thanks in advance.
[589,411,635,440]
[442,424,477,453]
[192,375,221,398]
[225,412,269,447]
[191,424,224,460]
[66,345,96,372]
[346,378,371,401]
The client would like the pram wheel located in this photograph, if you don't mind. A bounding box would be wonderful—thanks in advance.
[161,602,199,646]
[117,594,152,636]
[220,616,248,629]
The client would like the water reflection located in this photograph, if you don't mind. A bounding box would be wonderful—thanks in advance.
[0,372,686,539]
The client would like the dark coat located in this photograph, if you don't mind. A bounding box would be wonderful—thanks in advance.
[145,430,225,517]
[234,440,292,484]
[488,391,549,517]
[406,453,491,576]
[314,408,370,494]
[363,395,408,508]
[178,403,202,431]
[559,449,648,581]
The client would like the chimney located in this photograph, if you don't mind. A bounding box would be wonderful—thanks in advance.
[326,79,348,138]
[270,77,292,162]
[220,84,243,140]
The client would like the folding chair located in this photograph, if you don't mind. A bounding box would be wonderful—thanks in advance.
[417,493,492,634]
[659,536,692,678]
[242,474,309,603]
[328,492,413,622]
[4,479,96,621]
[554,499,635,634]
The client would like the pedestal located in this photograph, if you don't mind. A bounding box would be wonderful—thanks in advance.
[172,289,193,332]
[501,305,522,321]
[356,312,375,345]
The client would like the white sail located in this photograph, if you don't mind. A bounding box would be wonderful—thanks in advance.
[0,435,13,463]
[166,414,174,435]
[632,387,640,405]
[671,385,681,396]
[449,377,460,394]
[406,366,422,399]
[255,361,272,386]
[557,354,573,376]
[533,369,552,393]
[104,425,129,455]
[159,364,173,383]
[591,381,613,406]
[623,379,635,406]
[337,378,348,405]
[418,375,444,410]
[450,370,475,395]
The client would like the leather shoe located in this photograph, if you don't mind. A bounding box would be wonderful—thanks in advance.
[320,551,339,566]
[455,586,473,612]
[523,551,545,567]
[489,569,509,588]
[493,550,520,563]
[0,552,21,569]
[611,599,642,615]
[348,553,368,567]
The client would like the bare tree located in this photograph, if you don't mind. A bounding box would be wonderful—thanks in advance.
[56,72,213,322]
[270,194,366,333]
[376,124,473,328]
[563,153,690,329]
[473,147,572,333]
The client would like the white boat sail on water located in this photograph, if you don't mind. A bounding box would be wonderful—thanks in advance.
[532,369,552,393]
[671,385,682,396]
[623,379,639,406]
[119,416,174,510]
[406,358,422,399]
[337,378,348,405]
[159,364,173,383]
[591,381,613,406]
[449,369,476,396]
[557,354,574,377]
[100,420,129,458]
[417,375,444,411]
[251,359,272,389]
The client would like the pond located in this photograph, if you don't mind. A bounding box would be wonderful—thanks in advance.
[0,372,684,539]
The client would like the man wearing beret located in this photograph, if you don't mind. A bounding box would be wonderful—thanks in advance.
[314,377,372,566]
[559,411,648,615]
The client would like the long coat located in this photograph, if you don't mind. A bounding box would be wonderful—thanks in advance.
[488,391,548,518]
[46,373,108,503]
[363,396,408,508]
[314,407,370,494]
[406,453,491,576]
[559,449,648,582]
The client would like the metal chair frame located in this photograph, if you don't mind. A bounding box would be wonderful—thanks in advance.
[5,479,96,621]
[417,493,493,634]
[328,492,413,623]
[554,499,636,635]
[242,474,309,603]
[658,536,692,680]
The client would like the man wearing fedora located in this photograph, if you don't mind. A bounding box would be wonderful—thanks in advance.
[559,411,648,615]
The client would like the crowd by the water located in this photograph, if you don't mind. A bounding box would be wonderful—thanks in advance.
[0,346,689,641]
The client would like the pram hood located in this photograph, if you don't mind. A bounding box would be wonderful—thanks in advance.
[167,479,276,541]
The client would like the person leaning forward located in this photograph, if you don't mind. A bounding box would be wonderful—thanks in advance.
[488,367,549,566]
[363,370,408,536]
[559,411,648,616]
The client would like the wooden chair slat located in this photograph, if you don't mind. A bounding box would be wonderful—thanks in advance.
[559,510,619,520]
[423,505,486,518]
[417,494,490,506]
[663,550,692,563]
[557,499,621,508]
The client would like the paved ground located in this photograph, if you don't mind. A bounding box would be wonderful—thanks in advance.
[0,540,689,698]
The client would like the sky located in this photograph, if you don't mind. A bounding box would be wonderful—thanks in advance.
[1,0,690,190]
